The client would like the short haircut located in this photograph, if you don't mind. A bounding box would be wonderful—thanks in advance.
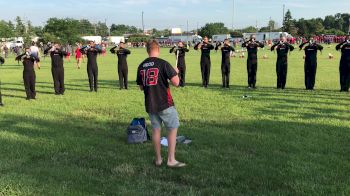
[146,39,160,53]
[224,39,229,42]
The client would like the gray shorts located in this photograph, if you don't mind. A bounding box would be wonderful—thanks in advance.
[149,106,180,130]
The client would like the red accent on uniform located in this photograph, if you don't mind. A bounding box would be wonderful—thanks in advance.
[167,88,173,106]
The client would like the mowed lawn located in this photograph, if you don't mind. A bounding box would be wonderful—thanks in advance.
[0,45,349,195]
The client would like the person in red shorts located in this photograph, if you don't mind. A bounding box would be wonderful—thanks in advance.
[75,43,82,69]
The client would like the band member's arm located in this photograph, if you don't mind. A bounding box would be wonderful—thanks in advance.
[183,47,189,52]
[170,46,176,53]
[288,44,295,52]
[270,43,278,51]
[44,46,53,55]
[215,42,221,51]
[124,48,131,55]
[0,56,4,64]
[242,41,248,48]
[59,50,69,57]
[194,43,201,50]
[299,42,308,50]
[317,44,324,51]
[80,47,87,54]
[257,41,265,48]
[110,46,118,54]
[15,53,25,61]
[336,41,346,51]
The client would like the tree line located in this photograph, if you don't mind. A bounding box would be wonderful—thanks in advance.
[0,10,348,44]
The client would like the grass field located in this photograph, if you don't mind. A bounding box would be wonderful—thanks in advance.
[0,45,349,195]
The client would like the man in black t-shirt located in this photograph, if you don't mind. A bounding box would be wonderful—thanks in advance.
[110,42,131,90]
[271,37,295,89]
[137,40,186,168]
[299,38,323,90]
[170,41,189,87]
[16,48,40,100]
[194,36,214,88]
[44,43,68,95]
[242,35,264,89]
[336,35,350,92]
[216,39,235,88]
[80,41,102,92]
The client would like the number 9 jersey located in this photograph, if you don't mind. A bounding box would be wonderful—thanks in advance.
[137,57,178,113]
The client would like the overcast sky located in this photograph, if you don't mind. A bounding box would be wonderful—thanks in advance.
[0,0,349,30]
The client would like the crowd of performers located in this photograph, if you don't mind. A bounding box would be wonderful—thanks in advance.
[0,34,349,101]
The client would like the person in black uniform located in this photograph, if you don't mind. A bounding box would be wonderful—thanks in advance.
[194,36,214,88]
[336,35,350,92]
[0,56,5,106]
[242,35,264,89]
[16,48,40,100]
[44,43,68,95]
[81,41,102,92]
[299,38,323,90]
[271,36,295,89]
[215,39,235,88]
[170,41,189,87]
[110,42,131,90]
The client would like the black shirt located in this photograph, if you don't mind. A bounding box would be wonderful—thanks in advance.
[44,47,68,69]
[300,43,323,61]
[220,45,235,64]
[194,42,214,58]
[271,43,294,57]
[16,54,39,72]
[137,57,177,113]
[81,47,101,67]
[242,41,265,59]
[169,47,189,66]
[110,47,131,67]
[336,41,350,62]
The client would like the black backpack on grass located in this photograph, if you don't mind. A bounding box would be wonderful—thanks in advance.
[127,118,150,144]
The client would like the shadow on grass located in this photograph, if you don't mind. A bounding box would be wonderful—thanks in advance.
[0,111,349,195]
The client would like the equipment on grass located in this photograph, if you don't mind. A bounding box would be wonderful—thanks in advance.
[126,118,150,144]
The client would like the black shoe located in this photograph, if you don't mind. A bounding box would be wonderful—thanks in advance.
[26,97,31,100]
[0,103,4,106]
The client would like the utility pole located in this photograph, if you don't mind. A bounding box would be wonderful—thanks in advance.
[142,11,145,34]
[282,4,285,32]
[187,20,189,44]
[232,0,235,31]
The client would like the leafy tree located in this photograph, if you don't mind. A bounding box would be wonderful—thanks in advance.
[198,23,229,38]
[15,16,26,37]
[0,20,15,38]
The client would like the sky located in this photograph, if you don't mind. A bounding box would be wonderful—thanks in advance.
[0,0,349,30]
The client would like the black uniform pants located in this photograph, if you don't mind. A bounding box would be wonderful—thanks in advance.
[87,65,98,91]
[276,57,288,89]
[118,66,128,89]
[304,61,317,90]
[221,63,230,88]
[200,56,211,87]
[340,60,350,92]
[52,67,65,94]
[247,58,257,87]
[23,71,36,99]
[178,65,186,87]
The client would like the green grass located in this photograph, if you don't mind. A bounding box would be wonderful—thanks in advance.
[0,45,349,195]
